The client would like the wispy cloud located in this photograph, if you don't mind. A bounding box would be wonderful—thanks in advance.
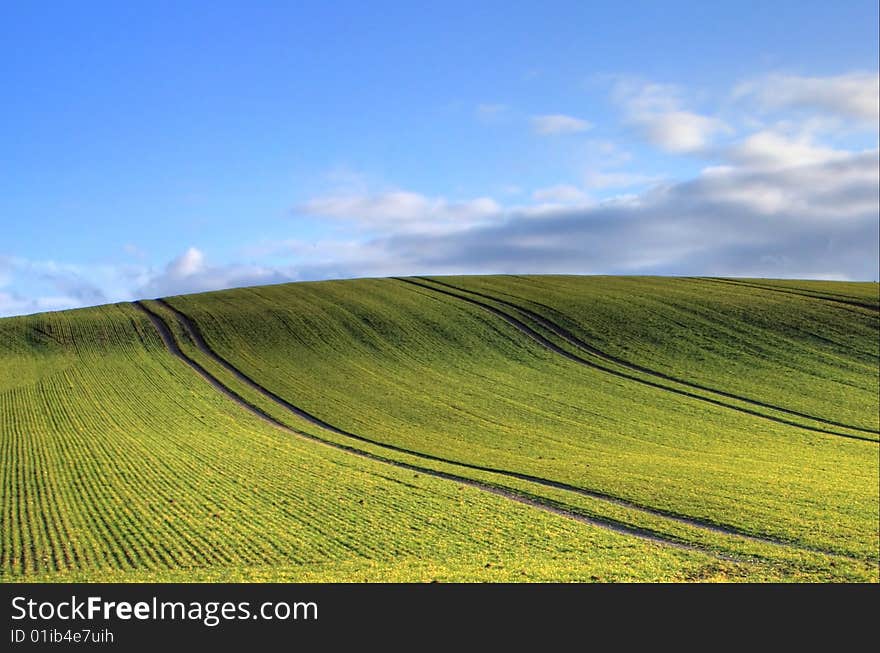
[734,72,880,124]
[0,249,293,316]
[531,114,592,135]
[614,79,731,153]
[725,130,851,169]
[372,149,878,279]
[4,71,878,318]
[0,290,84,317]
[582,170,662,190]
[531,185,591,204]
[296,191,502,234]
[0,257,129,317]
[4,135,876,317]
[281,138,878,282]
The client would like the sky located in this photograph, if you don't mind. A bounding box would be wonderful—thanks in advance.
[1,1,878,317]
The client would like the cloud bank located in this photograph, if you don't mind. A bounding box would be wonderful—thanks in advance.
[3,71,878,317]
[288,148,878,281]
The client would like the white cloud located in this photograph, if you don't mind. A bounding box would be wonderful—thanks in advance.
[575,140,656,190]
[726,130,850,169]
[138,247,290,298]
[167,247,205,278]
[375,148,878,279]
[614,79,730,153]
[296,191,502,234]
[3,71,878,319]
[532,185,591,204]
[734,72,880,124]
[613,80,682,114]
[3,135,877,317]
[0,247,295,317]
[531,114,592,135]
[640,111,730,153]
[583,171,662,190]
[0,291,83,317]
[278,143,878,281]
[697,149,879,218]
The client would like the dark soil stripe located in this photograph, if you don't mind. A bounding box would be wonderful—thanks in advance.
[135,299,866,560]
[414,276,877,436]
[696,277,880,313]
[132,300,713,553]
[396,278,876,445]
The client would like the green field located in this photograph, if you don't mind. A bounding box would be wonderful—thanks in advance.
[1,276,878,582]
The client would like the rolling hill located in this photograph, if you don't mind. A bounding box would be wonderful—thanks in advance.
[1,276,877,582]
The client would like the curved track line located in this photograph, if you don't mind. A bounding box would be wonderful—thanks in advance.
[696,277,880,313]
[414,277,878,436]
[132,300,708,553]
[141,299,865,559]
[733,279,880,305]
[396,278,875,444]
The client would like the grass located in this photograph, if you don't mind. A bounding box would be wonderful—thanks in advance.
[1,276,877,582]
[2,303,757,583]
[166,278,879,560]
[431,275,879,432]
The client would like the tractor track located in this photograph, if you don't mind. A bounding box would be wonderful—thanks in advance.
[133,300,710,553]
[695,277,880,314]
[396,278,876,444]
[133,299,866,561]
[411,276,878,437]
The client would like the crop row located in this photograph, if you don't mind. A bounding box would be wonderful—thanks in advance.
[165,278,880,559]
[1,304,770,581]
[438,275,879,430]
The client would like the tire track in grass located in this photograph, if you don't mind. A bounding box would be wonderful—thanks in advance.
[134,301,738,556]
[138,300,865,560]
[397,278,876,444]
[695,277,880,314]
[412,276,878,437]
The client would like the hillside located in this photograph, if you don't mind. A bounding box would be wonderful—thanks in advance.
[1,276,878,582]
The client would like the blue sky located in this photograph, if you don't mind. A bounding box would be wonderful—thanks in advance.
[1,1,878,316]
